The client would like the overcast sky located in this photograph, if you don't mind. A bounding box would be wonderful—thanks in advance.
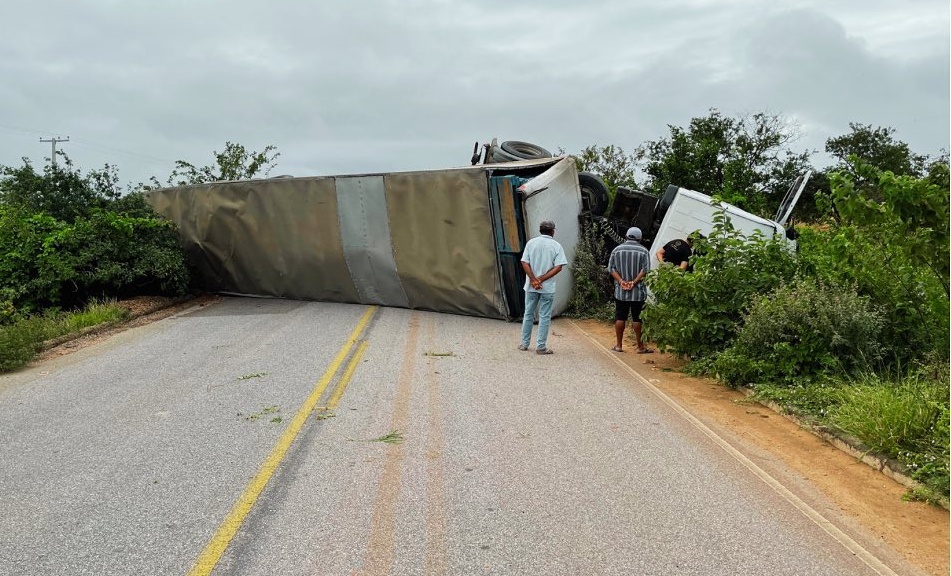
[1,0,948,187]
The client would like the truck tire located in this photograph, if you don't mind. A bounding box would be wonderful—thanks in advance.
[579,172,609,216]
[500,140,553,160]
[489,144,521,163]
[652,185,679,229]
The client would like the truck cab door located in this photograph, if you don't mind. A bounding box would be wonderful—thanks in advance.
[774,170,813,227]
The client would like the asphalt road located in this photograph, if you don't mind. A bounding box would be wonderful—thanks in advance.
[0,297,917,575]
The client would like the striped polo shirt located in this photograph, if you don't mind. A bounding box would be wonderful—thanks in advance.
[607,240,650,301]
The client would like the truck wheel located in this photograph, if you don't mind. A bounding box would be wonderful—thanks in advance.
[652,185,679,229]
[500,141,553,160]
[579,172,609,216]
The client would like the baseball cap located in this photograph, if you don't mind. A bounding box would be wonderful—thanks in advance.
[626,227,642,240]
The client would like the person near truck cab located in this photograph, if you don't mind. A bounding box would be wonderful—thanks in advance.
[658,232,705,271]
[607,227,653,354]
[656,237,693,270]
[518,220,568,355]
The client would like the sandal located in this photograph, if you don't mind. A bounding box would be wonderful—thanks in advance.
[636,347,655,354]
[536,348,554,355]
[611,346,624,352]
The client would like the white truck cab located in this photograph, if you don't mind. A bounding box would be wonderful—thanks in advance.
[647,172,812,270]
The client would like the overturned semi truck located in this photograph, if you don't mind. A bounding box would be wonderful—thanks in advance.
[146,137,810,321]
[146,156,583,321]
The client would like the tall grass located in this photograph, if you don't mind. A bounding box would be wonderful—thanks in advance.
[830,372,949,499]
[0,300,127,372]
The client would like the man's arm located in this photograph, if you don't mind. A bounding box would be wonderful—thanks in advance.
[608,251,632,290]
[521,261,542,289]
[536,264,563,283]
[655,247,665,263]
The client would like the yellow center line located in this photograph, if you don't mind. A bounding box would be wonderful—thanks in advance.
[327,340,368,411]
[185,305,378,576]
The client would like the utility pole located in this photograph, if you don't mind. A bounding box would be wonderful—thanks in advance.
[39,136,70,167]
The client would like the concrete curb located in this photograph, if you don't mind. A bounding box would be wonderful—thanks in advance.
[744,388,949,510]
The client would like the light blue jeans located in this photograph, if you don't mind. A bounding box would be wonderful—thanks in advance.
[520,292,554,350]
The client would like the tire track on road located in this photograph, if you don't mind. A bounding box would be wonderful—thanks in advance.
[423,318,448,576]
[354,313,419,576]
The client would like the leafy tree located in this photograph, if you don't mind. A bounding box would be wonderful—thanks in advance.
[571,144,638,200]
[797,159,950,364]
[826,123,927,178]
[0,157,120,222]
[831,160,949,295]
[924,151,950,189]
[639,109,812,217]
[167,141,280,186]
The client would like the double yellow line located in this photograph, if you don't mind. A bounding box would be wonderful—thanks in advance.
[186,306,378,576]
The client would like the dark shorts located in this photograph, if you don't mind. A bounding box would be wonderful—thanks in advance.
[614,299,645,322]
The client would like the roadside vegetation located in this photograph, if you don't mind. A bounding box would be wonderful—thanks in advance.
[1,116,946,503]
[0,299,129,372]
[0,142,277,373]
[569,114,950,504]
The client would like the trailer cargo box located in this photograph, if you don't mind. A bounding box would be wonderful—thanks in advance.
[146,157,582,320]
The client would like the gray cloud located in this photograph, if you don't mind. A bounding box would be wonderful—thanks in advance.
[0,0,947,186]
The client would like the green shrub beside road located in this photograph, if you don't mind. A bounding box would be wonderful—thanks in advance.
[0,300,127,372]
[643,210,799,359]
[713,280,885,387]
[0,159,190,319]
[631,161,950,502]
[0,156,190,371]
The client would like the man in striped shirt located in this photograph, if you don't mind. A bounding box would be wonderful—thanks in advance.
[607,227,653,353]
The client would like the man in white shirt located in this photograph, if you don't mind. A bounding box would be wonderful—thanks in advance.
[518,220,568,355]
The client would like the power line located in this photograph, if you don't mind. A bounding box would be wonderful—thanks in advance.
[68,138,176,165]
[0,122,56,138]
[0,122,176,167]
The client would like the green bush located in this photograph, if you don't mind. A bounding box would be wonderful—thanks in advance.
[0,315,49,372]
[643,209,798,358]
[0,208,69,314]
[796,161,950,367]
[0,209,189,314]
[0,158,115,223]
[45,210,190,305]
[0,159,191,316]
[713,279,885,386]
[568,223,613,319]
[796,225,949,367]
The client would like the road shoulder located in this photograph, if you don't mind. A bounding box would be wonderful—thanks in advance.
[570,318,948,576]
